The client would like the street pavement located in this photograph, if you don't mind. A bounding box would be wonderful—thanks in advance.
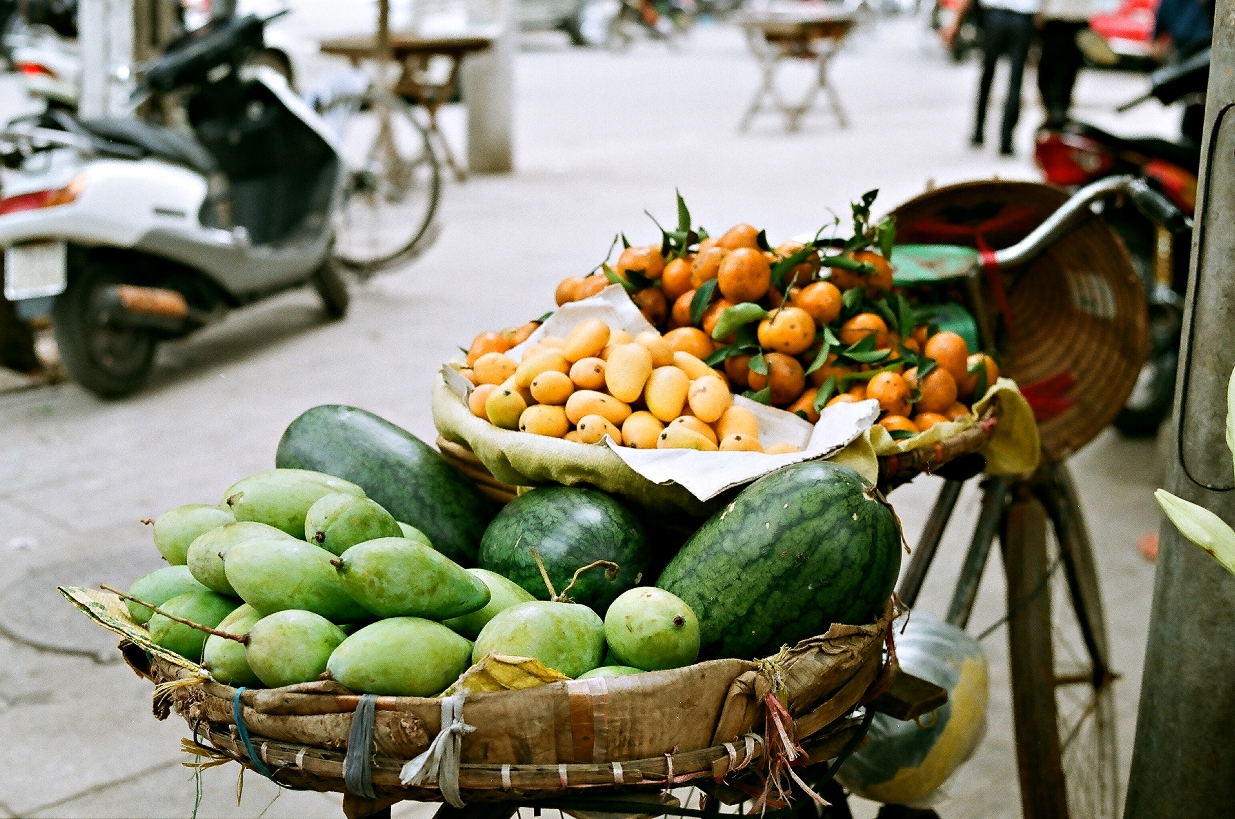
[0,11,1182,819]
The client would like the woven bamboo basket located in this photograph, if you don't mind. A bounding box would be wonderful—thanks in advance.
[110,601,898,818]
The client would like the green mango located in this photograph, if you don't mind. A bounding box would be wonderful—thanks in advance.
[472,601,605,679]
[126,566,209,625]
[327,617,473,696]
[223,469,364,537]
[331,537,489,619]
[305,494,402,556]
[577,666,643,680]
[397,522,434,547]
[245,610,348,689]
[186,521,295,596]
[443,569,536,639]
[147,591,240,663]
[602,590,701,672]
[152,504,235,565]
[202,605,264,686]
[603,588,699,671]
[224,537,368,622]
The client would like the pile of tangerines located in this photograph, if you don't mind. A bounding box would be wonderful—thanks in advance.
[460,199,999,445]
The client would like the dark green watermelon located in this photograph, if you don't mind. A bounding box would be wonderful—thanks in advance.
[478,487,651,613]
[275,405,493,566]
[656,461,900,660]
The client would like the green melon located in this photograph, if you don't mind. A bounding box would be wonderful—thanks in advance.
[656,461,900,660]
[477,487,651,613]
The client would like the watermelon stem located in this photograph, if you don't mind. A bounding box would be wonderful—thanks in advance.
[529,549,621,603]
[100,585,250,644]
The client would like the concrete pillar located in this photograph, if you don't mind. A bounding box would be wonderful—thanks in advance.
[78,0,135,118]
[1123,1,1235,815]
[461,0,515,173]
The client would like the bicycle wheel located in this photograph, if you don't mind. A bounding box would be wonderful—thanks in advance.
[1002,487,1119,819]
[319,88,441,274]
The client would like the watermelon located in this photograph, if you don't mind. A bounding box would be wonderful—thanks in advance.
[275,405,493,566]
[478,487,651,613]
[656,461,900,660]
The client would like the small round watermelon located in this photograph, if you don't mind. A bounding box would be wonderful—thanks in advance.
[656,461,901,659]
[478,487,651,613]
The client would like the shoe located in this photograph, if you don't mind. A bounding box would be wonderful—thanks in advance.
[970,133,984,147]
[999,142,1014,156]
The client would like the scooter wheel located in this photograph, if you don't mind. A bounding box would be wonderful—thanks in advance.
[312,263,350,319]
[52,258,156,398]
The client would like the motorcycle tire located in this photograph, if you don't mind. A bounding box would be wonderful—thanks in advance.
[1113,349,1177,437]
[52,257,156,398]
[312,262,350,319]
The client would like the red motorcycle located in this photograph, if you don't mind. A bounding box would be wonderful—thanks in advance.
[1034,50,1203,435]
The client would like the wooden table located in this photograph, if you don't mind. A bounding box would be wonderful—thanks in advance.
[320,33,494,180]
[735,11,856,132]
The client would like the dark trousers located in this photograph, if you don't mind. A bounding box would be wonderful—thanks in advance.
[973,8,1037,150]
[1037,19,1087,124]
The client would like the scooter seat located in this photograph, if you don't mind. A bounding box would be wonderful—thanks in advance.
[1070,121,1200,170]
[78,118,218,177]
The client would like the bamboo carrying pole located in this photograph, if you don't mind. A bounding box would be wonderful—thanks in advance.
[1124,5,1235,814]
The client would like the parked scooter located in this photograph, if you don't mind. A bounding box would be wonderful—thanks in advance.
[1034,50,1205,436]
[0,13,347,397]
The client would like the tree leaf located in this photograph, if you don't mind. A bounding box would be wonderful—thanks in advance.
[822,326,841,348]
[704,345,734,367]
[877,216,897,260]
[821,254,876,274]
[872,297,898,334]
[676,189,691,234]
[712,302,769,340]
[536,311,554,323]
[917,355,937,380]
[843,332,877,355]
[734,323,761,351]
[756,229,771,252]
[749,352,769,376]
[841,286,865,316]
[967,356,987,399]
[620,233,631,250]
[690,279,719,326]
[845,349,892,364]
[1156,489,1235,576]
[888,429,917,441]
[744,386,772,405]
[804,338,834,375]
[897,295,916,342]
[603,264,636,292]
[625,270,654,291]
[813,376,838,413]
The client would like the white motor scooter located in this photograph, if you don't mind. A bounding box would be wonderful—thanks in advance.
[0,13,347,397]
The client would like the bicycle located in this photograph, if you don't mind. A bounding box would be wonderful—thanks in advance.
[309,75,441,276]
[878,174,1189,819]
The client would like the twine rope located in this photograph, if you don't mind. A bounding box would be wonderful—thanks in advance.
[399,692,474,808]
[343,694,378,799]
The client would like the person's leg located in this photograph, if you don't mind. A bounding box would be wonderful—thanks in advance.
[1036,20,1063,122]
[1054,21,1087,120]
[975,9,1013,145]
[998,12,1036,154]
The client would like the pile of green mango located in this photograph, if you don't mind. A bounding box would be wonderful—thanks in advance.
[128,468,702,696]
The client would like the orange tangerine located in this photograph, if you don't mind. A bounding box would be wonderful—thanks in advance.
[615,245,666,281]
[913,412,950,432]
[916,368,959,414]
[577,275,609,300]
[924,331,970,383]
[808,352,851,388]
[670,290,695,328]
[867,372,912,417]
[827,393,860,407]
[839,313,889,348]
[717,223,761,250]
[790,281,843,325]
[702,298,737,340]
[467,331,511,367]
[830,250,894,297]
[879,415,918,434]
[661,257,694,301]
[632,287,668,327]
[959,353,1000,400]
[690,246,728,288]
[725,353,752,389]
[787,388,821,423]
[757,307,816,355]
[746,352,806,407]
[944,401,971,421]
[717,248,772,303]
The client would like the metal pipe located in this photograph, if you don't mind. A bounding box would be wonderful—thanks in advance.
[992,175,1136,269]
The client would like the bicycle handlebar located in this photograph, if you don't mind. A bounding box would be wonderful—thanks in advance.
[992,176,1192,269]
